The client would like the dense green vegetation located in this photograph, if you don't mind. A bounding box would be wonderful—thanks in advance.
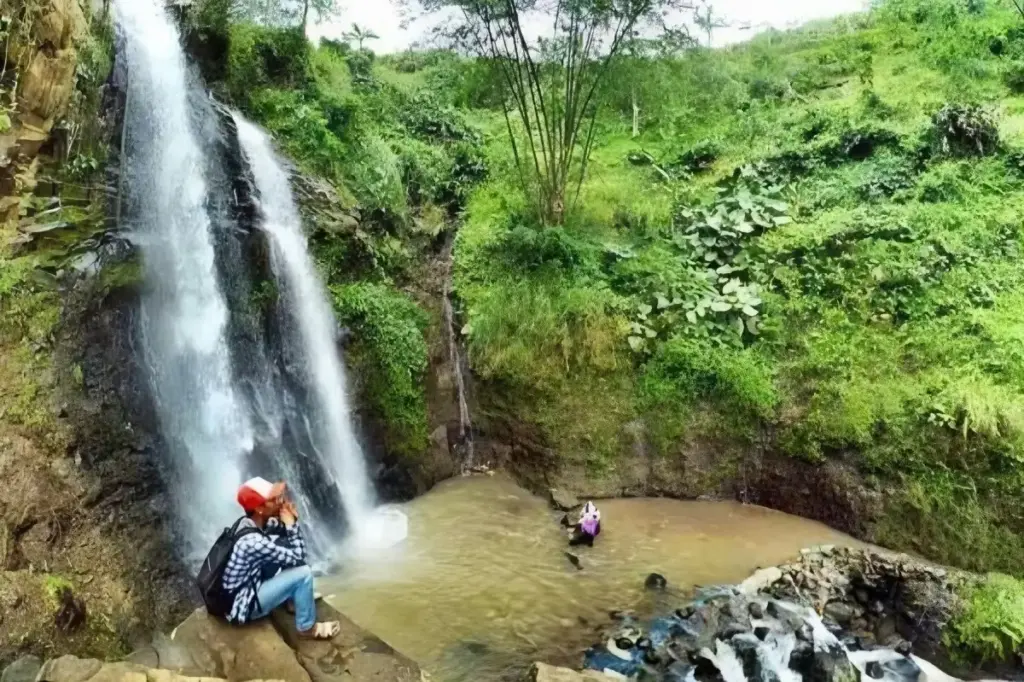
[948,573,1024,662]
[193,0,1024,574]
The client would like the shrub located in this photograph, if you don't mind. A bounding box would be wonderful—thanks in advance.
[667,139,722,175]
[462,277,626,386]
[489,222,598,274]
[226,24,311,104]
[331,283,429,456]
[640,337,778,419]
[1004,61,1024,94]
[348,136,408,224]
[930,104,999,157]
[946,574,1024,662]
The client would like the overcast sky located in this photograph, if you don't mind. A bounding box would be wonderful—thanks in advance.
[309,0,871,54]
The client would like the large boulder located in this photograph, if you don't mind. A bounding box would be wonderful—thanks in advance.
[167,610,310,682]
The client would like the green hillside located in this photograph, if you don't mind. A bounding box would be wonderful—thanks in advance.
[190,0,1024,574]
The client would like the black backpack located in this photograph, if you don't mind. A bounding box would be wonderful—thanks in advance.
[196,517,260,619]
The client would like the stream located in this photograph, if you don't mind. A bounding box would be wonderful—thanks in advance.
[322,475,862,682]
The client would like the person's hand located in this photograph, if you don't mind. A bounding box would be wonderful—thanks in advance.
[280,500,298,527]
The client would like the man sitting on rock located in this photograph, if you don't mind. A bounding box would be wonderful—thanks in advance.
[222,477,340,639]
[569,501,602,547]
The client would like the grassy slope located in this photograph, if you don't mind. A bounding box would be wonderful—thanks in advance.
[454,0,1024,573]
[210,0,1024,574]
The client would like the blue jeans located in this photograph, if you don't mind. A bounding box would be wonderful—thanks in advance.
[252,565,316,632]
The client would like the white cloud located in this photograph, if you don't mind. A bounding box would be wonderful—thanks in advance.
[309,0,871,54]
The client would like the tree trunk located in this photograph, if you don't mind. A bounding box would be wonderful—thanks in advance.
[301,0,310,32]
[631,86,640,139]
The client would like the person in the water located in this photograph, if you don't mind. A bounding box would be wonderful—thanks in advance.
[569,501,601,547]
[220,477,341,639]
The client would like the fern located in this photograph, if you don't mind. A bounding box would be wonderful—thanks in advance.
[947,574,1024,662]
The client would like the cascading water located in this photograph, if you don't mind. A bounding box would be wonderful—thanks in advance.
[232,114,407,552]
[113,0,252,556]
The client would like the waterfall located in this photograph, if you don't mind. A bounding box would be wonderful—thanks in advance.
[232,115,406,551]
[113,0,253,556]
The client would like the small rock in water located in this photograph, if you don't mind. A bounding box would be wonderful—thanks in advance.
[716,623,748,641]
[788,642,814,675]
[895,640,912,656]
[748,602,765,619]
[643,649,662,666]
[865,661,884,679]
[675,606,695,620]
[564,552,583,571]
[637,637,653,650]
[796,623,813,643]
[645,573,668,591]
[615,637,635,651]
[754,626,770,641]
[882,656,921,681]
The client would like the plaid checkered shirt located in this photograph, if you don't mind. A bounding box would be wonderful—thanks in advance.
[222,517,307,623]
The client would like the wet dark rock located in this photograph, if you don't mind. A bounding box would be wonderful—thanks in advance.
[716,622,749,641]
[692,652,724,682]
[637,637,653,650]
[666,663,696,682]
[887,656,922,679]
[796,624,814,643]
[895,640,912,657]
[642,649,662,666]
[789,642,814,675]
[865,661,884,679]
[754,626,770,641]
[675,606,695,620]
[748,602,765,619]
[614,638,634,651]
[645,573,668,591]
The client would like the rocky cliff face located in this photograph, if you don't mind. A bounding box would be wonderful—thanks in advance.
[0,0,192,666]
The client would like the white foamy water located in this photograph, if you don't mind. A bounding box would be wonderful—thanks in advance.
[114,0,252,555]
[232,114,407,552]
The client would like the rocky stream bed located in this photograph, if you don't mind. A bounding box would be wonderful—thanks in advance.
[0,545,995,682]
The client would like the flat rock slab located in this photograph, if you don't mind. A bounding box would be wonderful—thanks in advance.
[270,601,420,682]
[530,663,618,682]
[170,609,311,682]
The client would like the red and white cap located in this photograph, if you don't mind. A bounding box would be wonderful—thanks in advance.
[237,477,286,513]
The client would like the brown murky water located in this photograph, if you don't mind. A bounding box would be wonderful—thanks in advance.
[322,475,861,682]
